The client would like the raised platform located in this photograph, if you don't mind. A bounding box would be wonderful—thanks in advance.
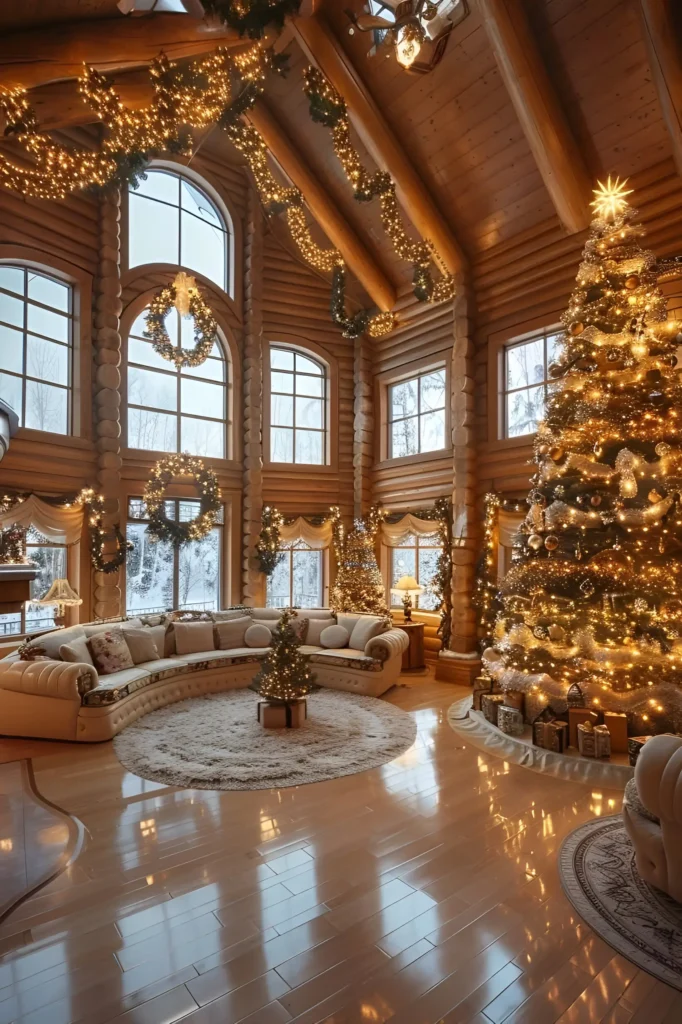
[447,696,633,787]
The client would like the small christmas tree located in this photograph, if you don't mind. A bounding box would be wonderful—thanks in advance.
[483,177,682,735]
[254,608,314,703]
[330,505,388,614]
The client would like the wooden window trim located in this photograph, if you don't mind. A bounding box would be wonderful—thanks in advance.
[375,353,451,466]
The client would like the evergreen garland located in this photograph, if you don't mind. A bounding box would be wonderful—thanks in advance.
[330,266,372,340]
[144,282,218,369]
[200,0,301,38]
[256,505,285,575]
[143,454,222,547]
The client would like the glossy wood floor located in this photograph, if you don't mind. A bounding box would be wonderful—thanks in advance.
[0,673,680,1024]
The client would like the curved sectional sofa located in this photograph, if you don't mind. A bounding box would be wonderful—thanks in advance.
[0,607,409,742]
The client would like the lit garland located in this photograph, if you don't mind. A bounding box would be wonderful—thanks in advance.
[253,607,314,703]
[144,275,218,369]
[303,66,455,306]
[0,523,25,565]
[432,496,453,649]
[143,454,221,547]
[256,505,285,575]
[200,0,301,39]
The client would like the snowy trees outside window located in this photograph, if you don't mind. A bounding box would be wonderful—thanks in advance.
[0,526,67,637]
[502,329,561,438]
[0,265,72,434]
[270,346,328,465]
[390,532,443,611]
[266,540,324,608]
[389,369,446,459]
[126,498,222,614]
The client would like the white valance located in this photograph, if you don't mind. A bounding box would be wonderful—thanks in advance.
[0,495,84,545]
[279,517,333,549]
[381,513,441,547]
[498,508,525,548]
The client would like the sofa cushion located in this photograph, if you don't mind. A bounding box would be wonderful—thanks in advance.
[81,665,151,707]
[296,609,336,620]
[249,608,282,620]
[215,616,252,650]
[60,635,94,666]
[82,618,143,638]
[349,616,387,651]
[337,613,362,636]
[299,644,323,655]
[245,623,272,648]
[178,648,269,669]
[320,624,349,649]
[211,609,249,622]
[306,618,334,647]
[121,627,160,665]
[90,631,135,675]
[309,649,382,672]
[625,776,660,824]
[173,621,215,656]
[146,624,167,659]
[31,625,85,661]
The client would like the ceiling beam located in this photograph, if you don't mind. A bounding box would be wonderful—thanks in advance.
[248,100,396,311]
[0,13,241,90]
[478,0,592,234]
[639,0,682,180]
[292,13,466,275]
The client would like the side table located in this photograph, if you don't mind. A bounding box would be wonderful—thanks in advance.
[396,621,425,671]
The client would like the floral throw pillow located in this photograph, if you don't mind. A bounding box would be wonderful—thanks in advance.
[89,631,134,675]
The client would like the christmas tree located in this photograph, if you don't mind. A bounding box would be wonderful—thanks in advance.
[330,505,388,615]
[254,608,314,702]
[483,178,682,735]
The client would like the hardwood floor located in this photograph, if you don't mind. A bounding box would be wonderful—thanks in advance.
[0,674,679,1024]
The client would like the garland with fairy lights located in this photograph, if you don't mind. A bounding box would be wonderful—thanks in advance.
[200,0,301,38]
[303,66,455,306]
[143,455,221,547]
[256,505,285,575]
[144,279,218,369]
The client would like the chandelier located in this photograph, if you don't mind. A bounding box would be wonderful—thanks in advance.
[346,0,468,73]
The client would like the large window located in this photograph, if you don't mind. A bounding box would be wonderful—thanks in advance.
[266,540,324,608]
[269,346,328,465]
[389,368,446,459]
[127,308,229,458]
[390,532,442,611]
[126,498,222,615]
[128,169,230,293]
[0,527,67,637]
[502,329,561,438]
[0,265,72,434]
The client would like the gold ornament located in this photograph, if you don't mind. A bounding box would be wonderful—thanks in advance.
[528,534,544,551]
[569,321,584,336]
[544,535,559,551]
[649,489,663,503]
[625,275,640,290]
[550,447,564,461]
[590,495,602,507]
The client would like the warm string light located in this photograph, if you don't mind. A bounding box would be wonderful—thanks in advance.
[255,505,285,575]
[144,276,218,369]
[143,454,221,547]
[253,607,314,704]
[330,504,389,615]
[303,65,455,305]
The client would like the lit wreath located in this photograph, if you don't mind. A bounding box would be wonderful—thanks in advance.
[144,276,219,369]
[143,454,222,547]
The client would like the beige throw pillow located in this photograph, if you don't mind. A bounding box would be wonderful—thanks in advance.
[306,617,334,647]
[349,616,387,651]
[173,621,215,656]
[215,616,252,650]
[244,623,272,648]
[89,631,135,675]
[121,627,160,665]
[59,635,94,666]
[320,624,350,649]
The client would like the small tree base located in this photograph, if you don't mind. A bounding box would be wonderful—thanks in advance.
[258,698,307,729]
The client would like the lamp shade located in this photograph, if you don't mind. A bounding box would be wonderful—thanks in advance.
[35,578,82,607]
[391,575,423,595]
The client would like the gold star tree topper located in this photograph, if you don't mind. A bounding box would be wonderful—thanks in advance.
[590,175,633,221]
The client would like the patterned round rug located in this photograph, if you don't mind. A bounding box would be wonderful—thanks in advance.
[113,688,417,791]
[560,815,682,989]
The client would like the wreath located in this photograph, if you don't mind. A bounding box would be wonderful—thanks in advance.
[143,454,221,547]
[144,278,218,369]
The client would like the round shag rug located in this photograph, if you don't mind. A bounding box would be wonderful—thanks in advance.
[113,688,417,791]
[560,815,682,989]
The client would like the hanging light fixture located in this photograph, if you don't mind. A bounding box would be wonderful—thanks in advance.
[346,1,468,74]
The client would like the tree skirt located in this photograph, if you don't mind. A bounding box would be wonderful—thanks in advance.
[560,815,682,989]
[113,688,417,791]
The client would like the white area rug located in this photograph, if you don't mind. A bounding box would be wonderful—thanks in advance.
[113,688,417,791]
[560,815,682,989]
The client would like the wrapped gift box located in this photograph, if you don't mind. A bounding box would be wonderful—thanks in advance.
[594,724,611,759]
[525,692,555,725]
[258,698,307,729]
[628,735,651,767]
[544,720,568,753]
[577,720,596,757]
[502,689,524,713]
[498,705,524,736]
[569,708,599,748]
[481,693,505,725]
[603,712,628,753]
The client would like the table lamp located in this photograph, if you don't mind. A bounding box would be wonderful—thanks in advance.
[34,578,82,626]
[391,575,423,622]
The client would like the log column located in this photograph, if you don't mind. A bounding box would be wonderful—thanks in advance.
[353,335,373,520]
[437,274,480,684]
[93,189,124,620]
[242,188,265,606]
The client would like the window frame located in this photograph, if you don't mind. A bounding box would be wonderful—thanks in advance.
[0,528,69,639]
[387,533,443,612]
[384,364,448,463]
[0,264,74,436]
[125,496,224,616]
[265,341,335,471]
[265,540,326,609]
[501,327,561,440]
[124,164,234,298]
[125,307,231,459]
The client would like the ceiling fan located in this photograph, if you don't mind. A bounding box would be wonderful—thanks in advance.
[345,1,468,73]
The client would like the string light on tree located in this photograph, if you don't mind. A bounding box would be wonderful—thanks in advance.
[253,608,314,703]
[330,504,389,614]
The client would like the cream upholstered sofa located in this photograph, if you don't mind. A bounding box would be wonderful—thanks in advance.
[0,607,408,743]
[622,734,682,902]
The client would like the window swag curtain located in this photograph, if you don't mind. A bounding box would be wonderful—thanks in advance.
[0,495,84,545]
[497,508,525,548]
[381,513,441,547]
[279,517,333,549]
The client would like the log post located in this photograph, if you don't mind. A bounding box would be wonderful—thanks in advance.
[93,189,124,621]
[353,335,373,520]
[242,186,265,606]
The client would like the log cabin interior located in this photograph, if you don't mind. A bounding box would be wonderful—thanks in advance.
[2,0,682,1020]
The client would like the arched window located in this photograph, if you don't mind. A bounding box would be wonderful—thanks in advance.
[126,308,230,459]
[269,345,328,465]
[0,265,73,434]
[128,169,230,293]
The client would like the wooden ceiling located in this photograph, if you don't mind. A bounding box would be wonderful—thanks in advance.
[0,0,679,303]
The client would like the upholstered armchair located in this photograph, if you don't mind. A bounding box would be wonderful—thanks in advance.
[622,734,682,902]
